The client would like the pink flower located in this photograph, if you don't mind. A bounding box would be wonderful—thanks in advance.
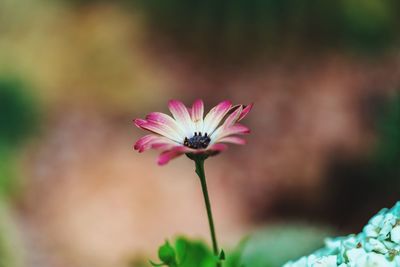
[133,99,253,165]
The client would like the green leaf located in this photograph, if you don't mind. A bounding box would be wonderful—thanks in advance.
[174,237,216,267]
[158,241,177,266]
[149,240,178,267]
[219,249,225,260]
[152,237,218,267]
[149,260,164,267]
[226,224,331,267]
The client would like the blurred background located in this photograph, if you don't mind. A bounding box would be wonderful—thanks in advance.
[1,0,400,266]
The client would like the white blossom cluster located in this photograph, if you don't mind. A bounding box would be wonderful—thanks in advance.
[284,202,400,267]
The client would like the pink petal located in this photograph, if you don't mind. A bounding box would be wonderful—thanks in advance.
[134,134,157,152]
[191,99,204,132]
[146,112,175,124]
[208,143,228,153]
[203,100,232,134]
[134,135,177,152]
[157,146,191,165]
[217,136,246,145]
[221,105,243,128]
[151,141,176,150]
[191,99,204,121]
[133,118,147,128]
[168,100,194,136]
[225,124,251,135]
[238,103,253,121]
[211,123,250,141]
[135,120,182,143]
[146,112,185,137]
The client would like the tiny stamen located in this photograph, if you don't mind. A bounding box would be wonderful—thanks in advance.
[184,137,189,146]
[183,132,211,149]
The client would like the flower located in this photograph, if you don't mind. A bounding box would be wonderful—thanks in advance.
[133,99,253,165]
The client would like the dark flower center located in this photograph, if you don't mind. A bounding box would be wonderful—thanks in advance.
[184,132,211,149]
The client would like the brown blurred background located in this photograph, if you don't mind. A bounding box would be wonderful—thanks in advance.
[1,0,400,266]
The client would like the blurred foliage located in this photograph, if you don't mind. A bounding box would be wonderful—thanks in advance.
[321,92,400,230]
[131,0,400,64]
[133,224,330,267]
[0,77,38,197]
[226,224,330,267]
[0,77,38,148]
[0,77,37,266]
[0,201,24,267]
[349,92,400,186]
[0,147,17,197]
[339,0,397,52]
[373,93,400,178]
[149,238,217,267]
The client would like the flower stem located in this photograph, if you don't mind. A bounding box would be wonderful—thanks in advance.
[194,158,222,267]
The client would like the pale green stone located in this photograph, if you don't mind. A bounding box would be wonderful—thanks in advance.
[370,214,384,227]
[311,255,337,267]
[346,248,366,262]
[283,202,400,267]
[364,225,379,238]
[390,225,400,244]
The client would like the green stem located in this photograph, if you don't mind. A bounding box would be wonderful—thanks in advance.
[194,158,222,267]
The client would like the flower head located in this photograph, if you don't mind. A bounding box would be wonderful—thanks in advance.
[133,99,253,165]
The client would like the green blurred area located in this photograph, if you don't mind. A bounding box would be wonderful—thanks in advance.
[228,224,330,267]
[319,92,400,230]
[0,78,38,149]
[0,77,38,267]
[134,0,399,63]
[51,0,400,64]
[133,224,330,267]
[374,93,400,177]
[0,77,38,197]
[0,202,24,267]
[0,147,17,198]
